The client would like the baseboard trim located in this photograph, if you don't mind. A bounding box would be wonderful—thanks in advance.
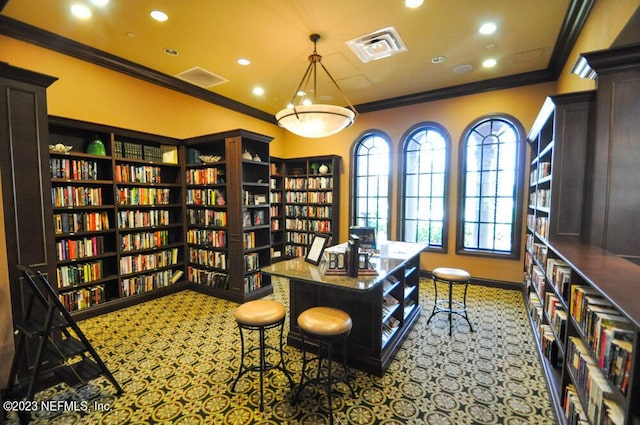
[419,270,522,291]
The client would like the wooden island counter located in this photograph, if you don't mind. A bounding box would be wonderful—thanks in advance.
[261,241,426,376]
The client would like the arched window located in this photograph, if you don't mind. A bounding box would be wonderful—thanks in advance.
[458,115,525,257]
[352,132,391,239]
[400,123,449,250]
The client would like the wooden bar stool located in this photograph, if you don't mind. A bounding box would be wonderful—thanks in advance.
[426,267,474,336]
[294,306,355,424]
[232,299,294,411]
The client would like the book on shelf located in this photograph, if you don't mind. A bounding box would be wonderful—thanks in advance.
[169,270,183,284]
[252,210,265,226]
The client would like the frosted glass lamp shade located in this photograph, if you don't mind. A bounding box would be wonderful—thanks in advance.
[276,104,356,138]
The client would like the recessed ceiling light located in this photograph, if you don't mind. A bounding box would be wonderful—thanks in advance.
[150,10,168,22]
[405,0,424,8]
[482,58,497,68]
[71,4,91,19]
[479,22,497,35]
[237,58,251,66]
[453,64,473,74]
[90,0,109,6]
[164,48,179,56]
[252,86,264,96]
[431,55,447,64]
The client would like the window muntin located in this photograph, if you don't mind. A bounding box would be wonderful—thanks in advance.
[401,125,448,249]
[459,116,522,255]
[353,133,390,238]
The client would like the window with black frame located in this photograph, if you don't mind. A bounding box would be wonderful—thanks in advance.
[401,123,449,250]
[458,115,524,257]
[352,133,390,240]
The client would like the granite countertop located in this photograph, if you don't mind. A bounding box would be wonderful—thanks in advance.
[262,241,427,291]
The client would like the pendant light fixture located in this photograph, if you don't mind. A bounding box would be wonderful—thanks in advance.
[276,34,357,138]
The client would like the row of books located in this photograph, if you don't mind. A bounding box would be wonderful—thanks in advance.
[243,271,262,292]
[567,337,620,425]
[119,230,170,252]
[546,258,571,300]
[285,231,311,245]
[56,260,104,288]
[382,316,400,346]
[243,210,265,227]
[186,188,226,206]
[120,269,181,297]
[185,167,225,185]
[284,176,334,190]
[56,236,105,261]
[188,266,229,289]
[529,188,551,209]
[52,186,103,207]
[382,294,400,318]
[186,228,227,247]
[284,245,306,257]
[284,205,332,218]
[119,248,179,275]
[186,209,227,227]
[529,161,552,185]
[545,292,568,343]
[114,164,162,184]
[244,252,259,272]
[116,187,171,206]
[188,247,227,270]
[285,218,331,232]
[243,231,256,249]
[271,218,281,231]
[54,211,110,234]
[270,191,282,203]
[570,285,633,395]
[50,158,99,181]
[59,285,106,312]
[113,142,178,164]
[117,209,170,229]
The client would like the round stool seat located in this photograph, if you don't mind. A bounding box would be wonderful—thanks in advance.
[433,267,471,282]
[298,307,352,337]
[235,299,286,327]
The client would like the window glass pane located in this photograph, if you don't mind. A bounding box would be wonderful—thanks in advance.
[480,197,496,222]
[432,173,444,196]
[419,175,432,197]
[497,171,515,196]
[480,171,497,197]
[466,145,481,171]
[496,198,514,223]
[465,198,479,221]
[431,149,446,173]
[405,197,418,219]
[482,144,498,170]
[466,172,480,196]
[429,222,443,246]
[418,198,431,217]
[498,142,517,170]
[478,223,495,249]
[431,197,444,220]
[406,150,420,174]
[405,174,418,195]
[405,219,417,242]
[494,224,512,251]
[464,223,478,247]
[378,175,389,196]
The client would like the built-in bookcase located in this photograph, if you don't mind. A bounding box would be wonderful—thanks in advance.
[525,93,640,425]
[282,155,340,257]
[269,157,285,261]
[48,117,185,319]
[184,129,273,303]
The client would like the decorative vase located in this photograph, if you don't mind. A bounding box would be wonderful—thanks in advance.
[242,150,253,160]
[86,136,106,156]
[318,164,329,174]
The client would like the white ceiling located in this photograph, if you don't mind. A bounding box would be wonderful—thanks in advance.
[1,0,582,120]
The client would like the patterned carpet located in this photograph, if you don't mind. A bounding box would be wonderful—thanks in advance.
[5,278,556,424]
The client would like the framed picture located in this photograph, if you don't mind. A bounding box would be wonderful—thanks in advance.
[305,233,330,265]
[243,211,252,227]
[254,194,267,205]
[253,210,265,225]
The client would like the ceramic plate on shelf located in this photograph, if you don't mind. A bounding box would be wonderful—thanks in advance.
[199,154,222,163]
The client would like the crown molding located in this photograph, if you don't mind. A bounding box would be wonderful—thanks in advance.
[0,0,594,122]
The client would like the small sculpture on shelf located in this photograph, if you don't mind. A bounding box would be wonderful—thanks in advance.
[49,143,73,153]
[318,164,329,174]
[253,153,262,162]
[242,150,253,160]
[86,135,106,156]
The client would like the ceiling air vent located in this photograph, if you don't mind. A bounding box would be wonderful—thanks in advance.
[175,66,228,88]
[346,26,407,63]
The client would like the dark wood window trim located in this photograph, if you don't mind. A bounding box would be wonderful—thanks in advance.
[398,122,451,253]
[456,114,526,259]
[350,131,392,240]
